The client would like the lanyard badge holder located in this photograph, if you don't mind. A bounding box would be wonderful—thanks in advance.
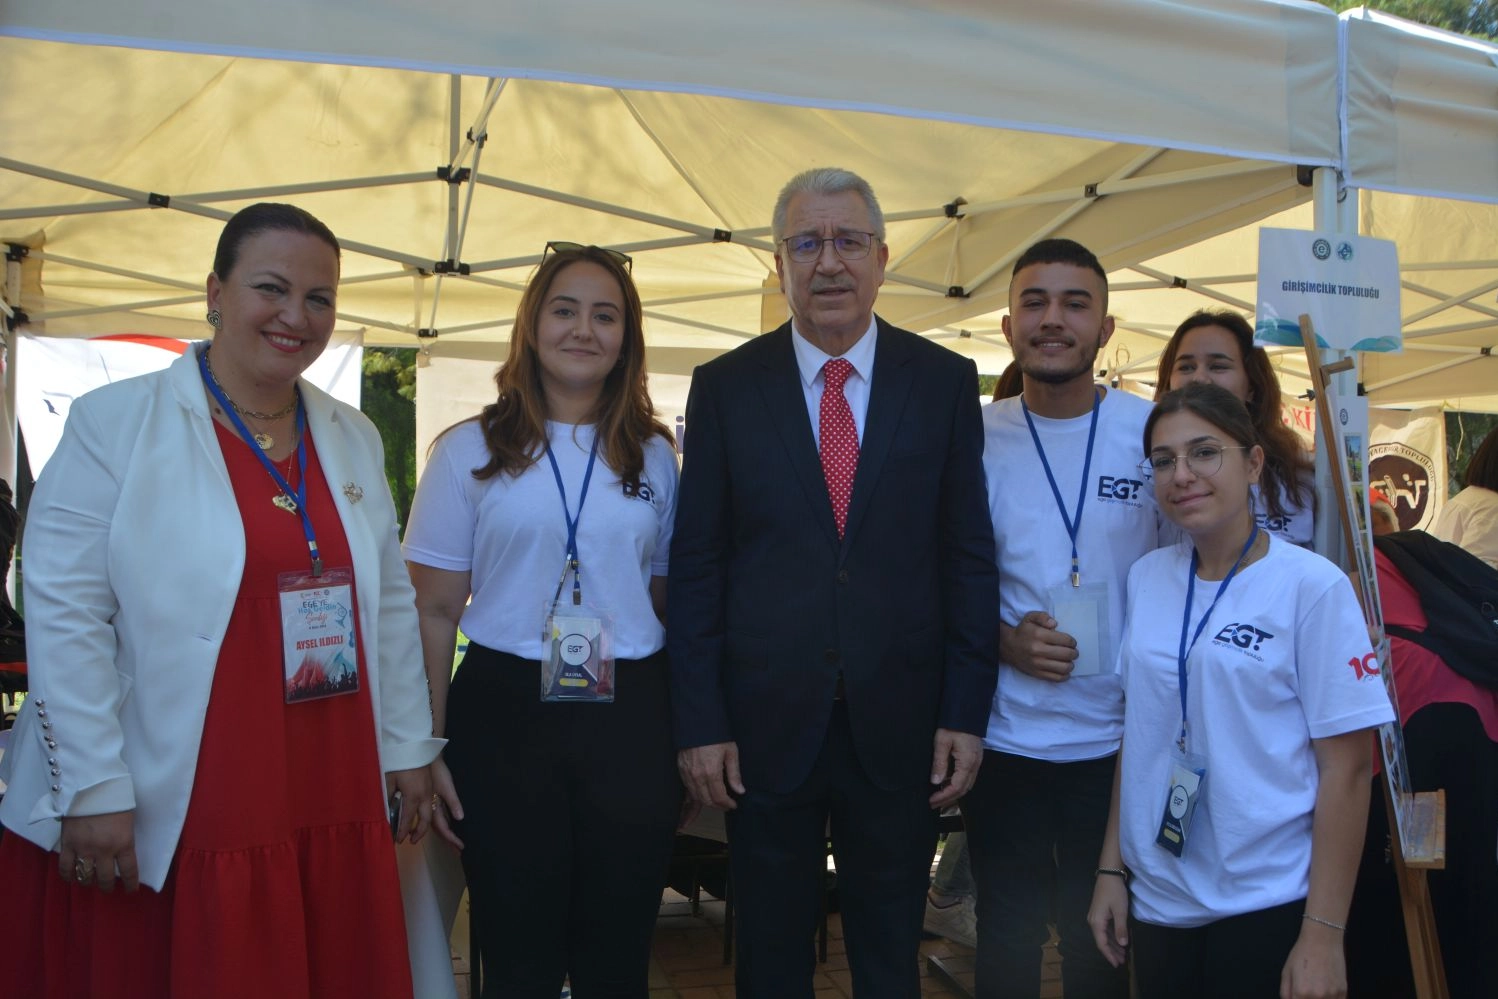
[540,439,615,702]
[1156,526,1259,857]
[1025,391,1112,676]
[199,350,356,704]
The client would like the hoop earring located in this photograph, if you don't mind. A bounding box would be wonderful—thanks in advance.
[206,309,222,329]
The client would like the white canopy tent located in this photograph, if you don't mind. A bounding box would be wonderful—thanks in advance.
[2,3,1494,453]
[1,0,1345,462]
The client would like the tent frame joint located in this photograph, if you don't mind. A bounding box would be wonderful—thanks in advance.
[944,198,966,218]
[417,328,440,339]
[4,244,28,263]
[713,229,732,242]
[946,286,968,299]
[433,259,470,275]
[435,166,472,184]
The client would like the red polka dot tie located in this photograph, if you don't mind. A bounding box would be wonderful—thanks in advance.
[819,358,859,539]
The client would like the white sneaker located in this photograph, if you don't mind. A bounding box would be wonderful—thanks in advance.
[923,894,977,949]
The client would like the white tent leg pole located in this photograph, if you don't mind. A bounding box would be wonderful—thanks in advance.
[1311,167,1359,563]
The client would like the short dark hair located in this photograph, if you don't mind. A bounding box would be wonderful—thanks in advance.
[1010,238,1107,287]
[213,203,341,279]
[1144,382,1258,458]
[1464,425,1498,491]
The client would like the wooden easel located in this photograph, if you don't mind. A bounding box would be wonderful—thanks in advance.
[1300,315,1449,999]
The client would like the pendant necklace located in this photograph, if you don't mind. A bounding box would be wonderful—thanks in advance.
[272,446,299,513]
[203,349,297,450]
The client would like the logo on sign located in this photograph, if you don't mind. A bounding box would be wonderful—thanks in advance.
[1368,447,1433,531]
[1337,242,1355,262]
[1312,239,1332,260]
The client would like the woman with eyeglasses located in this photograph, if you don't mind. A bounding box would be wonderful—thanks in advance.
[1156,310,1314,546]
[403,242,681,998]
[1087,383,1392,999]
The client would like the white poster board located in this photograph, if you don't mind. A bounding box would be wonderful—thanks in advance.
[1255,228,1402,352]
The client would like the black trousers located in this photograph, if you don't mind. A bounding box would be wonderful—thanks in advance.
[1129,899,1304,998]
[444,643,681,999]
[962,750,1128,999]
[726,700,938,999]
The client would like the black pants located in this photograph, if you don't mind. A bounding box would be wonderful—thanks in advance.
[1130,899,1304,998]
[726,700,938,999]
[962,750,1128,999]
[444,643,681,999]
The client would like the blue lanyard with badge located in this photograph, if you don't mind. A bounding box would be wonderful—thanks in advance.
[199,348,359,703]
[1156,526,1260,857]
[1022,389,1110,676]
[540,435,615,702]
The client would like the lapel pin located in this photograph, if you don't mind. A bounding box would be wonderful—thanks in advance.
[342,481,365,504]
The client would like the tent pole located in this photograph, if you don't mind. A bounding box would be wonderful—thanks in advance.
[1309,166,1358,563]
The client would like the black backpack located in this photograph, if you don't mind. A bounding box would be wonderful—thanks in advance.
[1373,530,1498,689]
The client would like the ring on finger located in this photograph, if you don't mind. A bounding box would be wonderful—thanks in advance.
[73,858,96,883]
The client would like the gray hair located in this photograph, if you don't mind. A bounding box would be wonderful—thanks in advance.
[771,167,886,243]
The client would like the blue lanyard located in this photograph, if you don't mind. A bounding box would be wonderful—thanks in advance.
[1175,526,1260,752]
[1021,389,1101,586]
[544,434,600,608]
[198,348,322,576]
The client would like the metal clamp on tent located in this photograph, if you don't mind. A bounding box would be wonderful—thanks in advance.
[148,192,169,208]
[944,199,966,219]
[713,230,731,243]
[946,286,967,299]
[433,259,470,275]
[416,328,439,339]
[435,166,471,184]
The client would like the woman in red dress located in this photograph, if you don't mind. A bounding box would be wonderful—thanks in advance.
[0,203,451,999]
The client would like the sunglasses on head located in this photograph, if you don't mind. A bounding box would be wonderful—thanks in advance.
[543,241,633,272]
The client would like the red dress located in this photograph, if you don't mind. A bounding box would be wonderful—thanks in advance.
[0,424,414,999]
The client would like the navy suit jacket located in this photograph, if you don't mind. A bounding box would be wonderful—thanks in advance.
[668,318,1000,794]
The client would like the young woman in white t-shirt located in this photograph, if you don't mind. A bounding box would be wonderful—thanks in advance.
[1087,383,1393,999]
[1157,310,1315,546]
[403,243,680,997]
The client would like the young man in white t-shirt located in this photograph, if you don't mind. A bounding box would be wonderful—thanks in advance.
[962,239,1158,999]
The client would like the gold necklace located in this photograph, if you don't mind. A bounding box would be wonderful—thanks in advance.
[204,348,297,450]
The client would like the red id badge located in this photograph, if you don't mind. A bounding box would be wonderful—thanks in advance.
[278,568,359,703]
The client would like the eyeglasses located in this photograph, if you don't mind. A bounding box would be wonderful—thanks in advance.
[1139,444,1248,481]
[780,232,879,263]
[543,241,633,272]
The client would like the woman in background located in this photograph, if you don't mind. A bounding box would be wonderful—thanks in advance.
[1430,424,1498,568]
[1155,310,1314,546]
[405,242,680,998]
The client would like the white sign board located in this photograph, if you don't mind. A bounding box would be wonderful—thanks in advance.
[1254,228,1402,352]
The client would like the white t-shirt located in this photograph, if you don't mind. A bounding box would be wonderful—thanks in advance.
[1431,484,1498,570]
[981,389,1161,761]
[1118,537,1394,927]
[402,420,677,660]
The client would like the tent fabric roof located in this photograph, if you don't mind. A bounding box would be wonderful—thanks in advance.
[3,0,1342,164]
[1341,8,1498,205]
[2,2,1495,410]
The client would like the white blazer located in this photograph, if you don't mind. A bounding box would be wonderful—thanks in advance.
[0,345,443,890]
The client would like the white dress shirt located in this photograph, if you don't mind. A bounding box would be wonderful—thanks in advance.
[790,317,878,447]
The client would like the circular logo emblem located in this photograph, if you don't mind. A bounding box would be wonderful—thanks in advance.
[1168,785,1190,820]
[559,632,593,667]
[1368,452,1435,531]
[1312,238,1332,260]
[1339,408,1349,426]
[1337,241,1354,261]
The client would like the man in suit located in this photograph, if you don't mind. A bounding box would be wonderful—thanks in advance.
[669,167,999,998]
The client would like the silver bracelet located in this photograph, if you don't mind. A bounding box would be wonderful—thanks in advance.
[1094,867,1129,882]
[1302,912,1346,932]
